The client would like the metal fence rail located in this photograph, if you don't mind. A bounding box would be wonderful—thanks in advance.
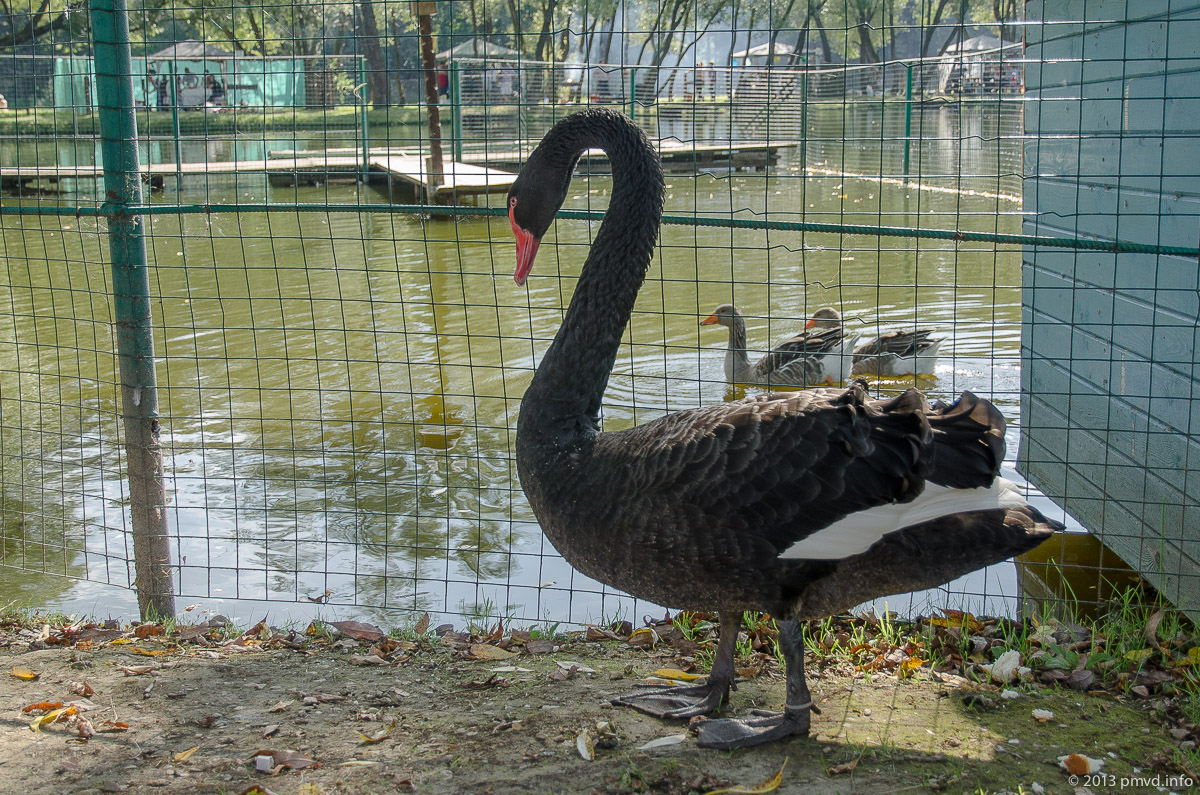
[2,0,1197,628]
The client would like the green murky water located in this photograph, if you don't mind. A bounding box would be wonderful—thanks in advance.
[0,104,1046,626]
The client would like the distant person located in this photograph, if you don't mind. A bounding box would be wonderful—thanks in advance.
[592,63,610,101]
[498,64,516,97]
[0,94,7,111]
[206,73,225,106]
[437,65,449,97]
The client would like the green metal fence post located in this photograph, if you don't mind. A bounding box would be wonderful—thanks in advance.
[451,61,463,162]
[800,72,808,172]
[903,63,913,180]
[629,67,636,120]
[168,60,182,193]
[359,56,370,181]
[88,0,176,621]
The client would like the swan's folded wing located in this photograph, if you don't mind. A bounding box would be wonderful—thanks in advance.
[592,386,933,555]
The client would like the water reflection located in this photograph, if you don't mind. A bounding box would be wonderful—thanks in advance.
[0,105,1040,624]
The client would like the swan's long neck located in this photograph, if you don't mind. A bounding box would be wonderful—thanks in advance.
[522,113,665,439]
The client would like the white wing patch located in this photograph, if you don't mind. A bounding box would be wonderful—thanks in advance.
[780,478,1028,560]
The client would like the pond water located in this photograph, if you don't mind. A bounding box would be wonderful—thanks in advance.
[0,104,1063,628]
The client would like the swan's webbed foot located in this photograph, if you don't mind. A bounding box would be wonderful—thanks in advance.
[612,679,731,719]
[695,701,812,749]
[613,612,743,720]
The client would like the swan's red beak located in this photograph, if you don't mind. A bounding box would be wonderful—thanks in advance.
[510,204,540,286]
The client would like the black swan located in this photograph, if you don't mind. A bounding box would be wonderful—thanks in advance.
[805,306,946,377]
[507,108,1061,749]
[701,303,858,387]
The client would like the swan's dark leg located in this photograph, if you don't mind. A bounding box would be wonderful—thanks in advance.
[696,618,812,748]
[612,612,740,719]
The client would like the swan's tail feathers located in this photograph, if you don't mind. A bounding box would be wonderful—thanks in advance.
[784,504,1063,621]
[924,391,1007,489]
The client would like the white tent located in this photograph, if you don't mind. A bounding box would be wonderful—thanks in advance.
[436,38,520,61]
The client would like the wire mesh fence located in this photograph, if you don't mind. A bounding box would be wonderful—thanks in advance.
[1,0,1196,628]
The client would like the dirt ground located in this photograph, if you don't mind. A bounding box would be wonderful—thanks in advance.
[0,618,1193,795]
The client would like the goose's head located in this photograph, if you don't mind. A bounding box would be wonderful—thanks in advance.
[805,306,842,330]
[700,303,742,329]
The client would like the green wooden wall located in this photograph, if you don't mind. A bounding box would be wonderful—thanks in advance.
[1020,0,1200,617]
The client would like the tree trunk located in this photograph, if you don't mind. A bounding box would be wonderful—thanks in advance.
[357,0,391,105]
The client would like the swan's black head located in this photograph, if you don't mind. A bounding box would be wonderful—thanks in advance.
[507,153,575,286]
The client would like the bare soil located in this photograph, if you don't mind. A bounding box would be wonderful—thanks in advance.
[0,622,1189,795]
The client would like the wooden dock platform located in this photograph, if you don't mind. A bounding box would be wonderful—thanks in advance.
[1,138,788,199]
[0,154,516,201]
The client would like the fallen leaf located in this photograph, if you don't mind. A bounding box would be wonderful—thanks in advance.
[356,719,396,744]
[555,660,596,673]
[22,701,64,714]
[651,668,702,682]
[173,746,200,763]
[1177,647,1200,666]
[1031,709,1054,722]
[262,725,280,738]
[329,621,385,642]
[576,728,595,761]
[30,705,76,733]
[99,720,129,732]
[637,734,688,750]
[525,640,555,654]
[69,681,95,697]
[267,700,294,713]
[11,667,40,681]
[135,623,164,639]
[627,627,659,649]
[347,655,388,666]
[828,758,859,776]
[413,613,430,635]
[75,716,94,740]
[460,673,510,689]
[117,664,159,676]
[467,643,516,661]
[704,757,787,794]
[549,664,578,681]
[1124,648,1153,664]
[1144,608,1164,648]
[237,785,279,795]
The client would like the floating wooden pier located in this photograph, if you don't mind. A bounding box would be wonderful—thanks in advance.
[0,155,516,201]
[1,139,789,199]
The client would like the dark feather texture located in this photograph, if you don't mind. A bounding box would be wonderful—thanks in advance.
[508,109,1061,747]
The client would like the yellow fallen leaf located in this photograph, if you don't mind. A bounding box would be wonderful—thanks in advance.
[356,719,396,744]
[11,667,40,681]
[173,746,200,763]
[29,705,75,733]
[1124,648,1153,663]
[651,668,702,682]
[129,645,173,657]
[1175,647,1200,666]
[468,643,516,661]
[704,757,787,794]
